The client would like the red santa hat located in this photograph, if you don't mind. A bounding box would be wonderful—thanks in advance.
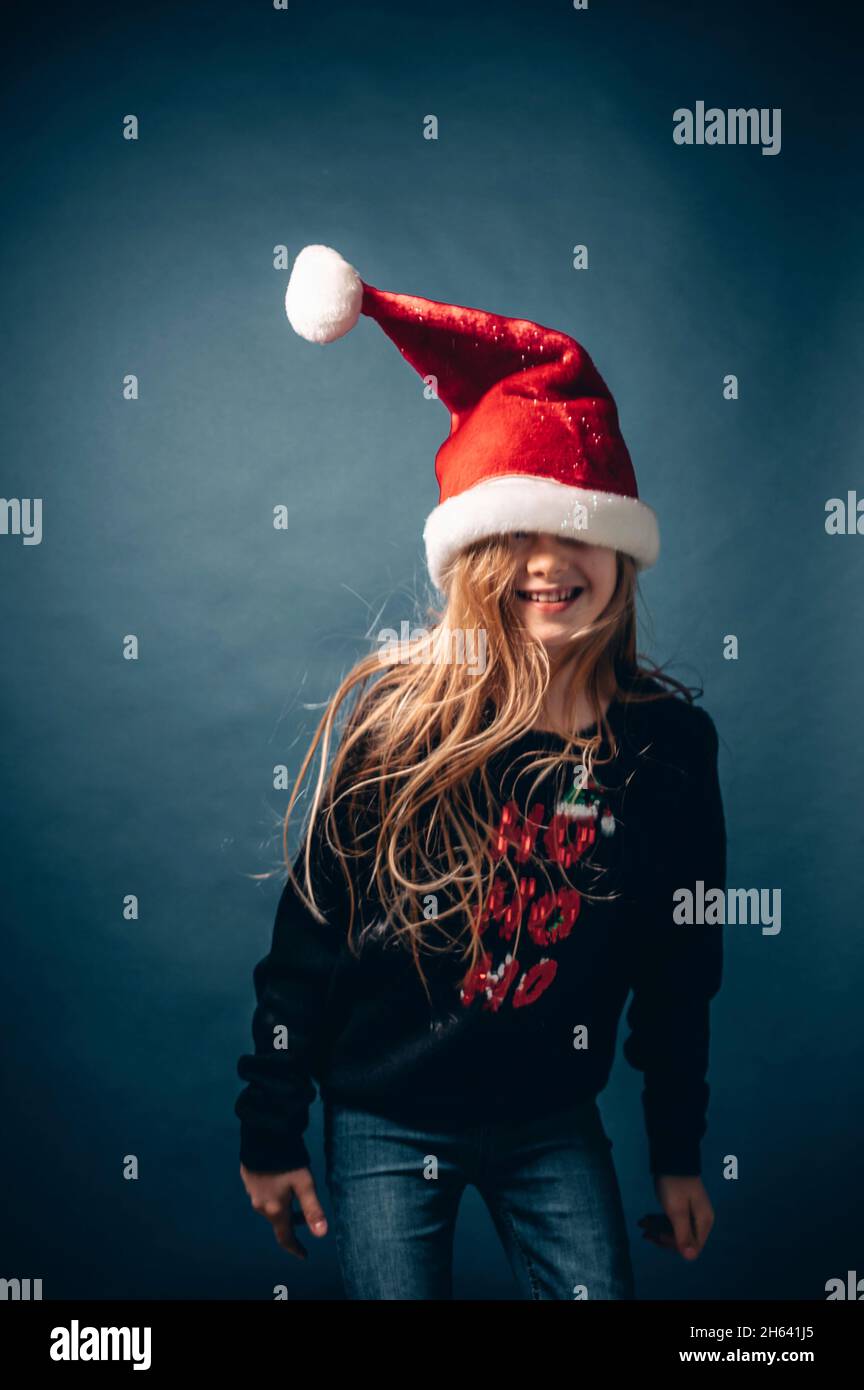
[284,244,659,590]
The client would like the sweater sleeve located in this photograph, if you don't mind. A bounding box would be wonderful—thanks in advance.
[621,706,726,1178]
[234,799,358,1174]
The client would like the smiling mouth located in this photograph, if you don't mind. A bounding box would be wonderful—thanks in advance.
[516,586,584,606]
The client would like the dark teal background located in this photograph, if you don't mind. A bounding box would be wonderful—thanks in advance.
[2,0,862,1300]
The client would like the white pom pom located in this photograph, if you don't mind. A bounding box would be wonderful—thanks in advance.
[285,244,363,344]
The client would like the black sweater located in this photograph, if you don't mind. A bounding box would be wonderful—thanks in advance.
[235,683,726,1178]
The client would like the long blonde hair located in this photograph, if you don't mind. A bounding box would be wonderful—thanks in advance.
[279,535,695,1001]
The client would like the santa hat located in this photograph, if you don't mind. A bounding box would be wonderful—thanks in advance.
[284,244,659,590]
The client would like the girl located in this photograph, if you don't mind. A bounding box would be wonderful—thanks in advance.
[236,248,726,1300]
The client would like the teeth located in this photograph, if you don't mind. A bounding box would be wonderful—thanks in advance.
[519,587,581,604]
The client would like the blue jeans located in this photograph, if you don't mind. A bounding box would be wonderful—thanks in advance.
[322,1096,636,1300]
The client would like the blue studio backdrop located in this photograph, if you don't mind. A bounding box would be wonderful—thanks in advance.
[2,0,862,1299]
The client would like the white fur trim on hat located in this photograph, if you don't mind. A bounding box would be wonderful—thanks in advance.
[422,474,660,590]
[285,244,363,344]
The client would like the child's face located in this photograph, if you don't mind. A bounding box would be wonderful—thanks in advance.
[508,531,618,650]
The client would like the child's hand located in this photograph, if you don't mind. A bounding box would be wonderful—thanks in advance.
[638,1175,714,1260]
[240,1162,328,1259]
